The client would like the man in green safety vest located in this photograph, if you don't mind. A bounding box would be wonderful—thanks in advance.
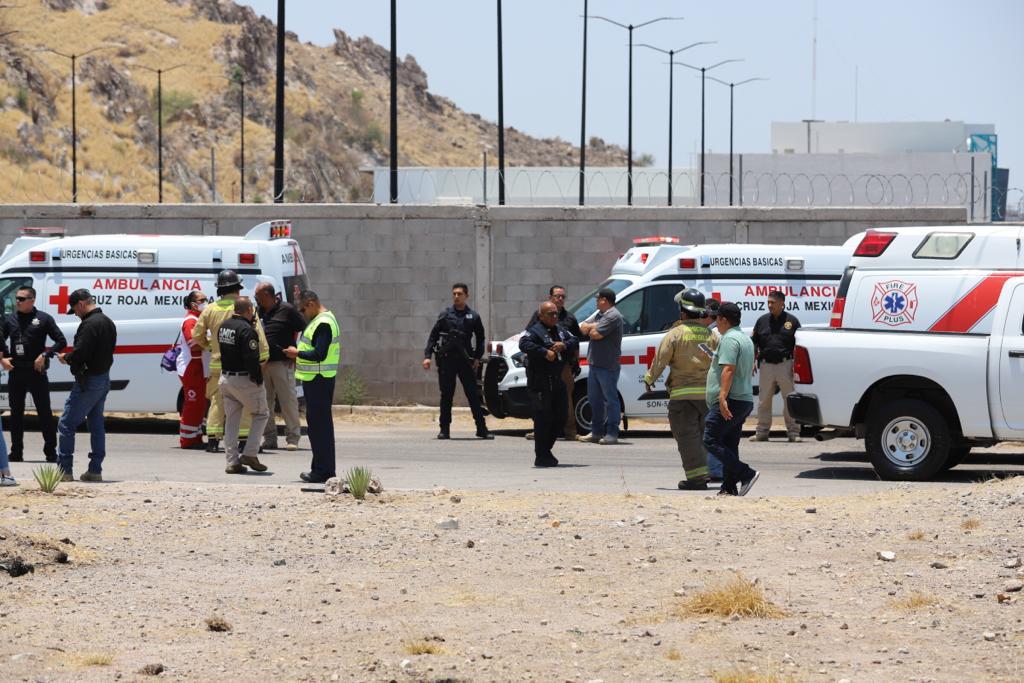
[283,290,340,484]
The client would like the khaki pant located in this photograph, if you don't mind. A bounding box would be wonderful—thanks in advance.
[206,369,252,439]
[755,359,798,437]
[262,360,302,446]
[668,399,709,481]
[219,374,270,465]
[561,363,577,439]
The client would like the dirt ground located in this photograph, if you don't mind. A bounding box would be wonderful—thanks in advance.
[2,475,1023,682]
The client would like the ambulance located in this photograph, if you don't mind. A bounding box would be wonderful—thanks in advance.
[788,224,1024,480]
[483,235,859,433]
[0,220,308,414]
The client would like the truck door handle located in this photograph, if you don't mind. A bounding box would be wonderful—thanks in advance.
[1010,350,1024,358]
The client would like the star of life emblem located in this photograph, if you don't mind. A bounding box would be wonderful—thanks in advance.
[871,280,918,327]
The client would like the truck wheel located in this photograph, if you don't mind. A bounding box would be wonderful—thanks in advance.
[866,398,951,481]
[941,445,971,472]
[573,382,591,435]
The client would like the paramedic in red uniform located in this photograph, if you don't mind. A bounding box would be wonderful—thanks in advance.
[177,290,209,449]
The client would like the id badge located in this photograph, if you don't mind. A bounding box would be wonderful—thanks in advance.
[14,343,24,357]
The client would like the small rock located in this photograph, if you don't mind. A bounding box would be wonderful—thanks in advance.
[647,556,657,563]
[450,495,462,504]
[673,589,685,597]
[1005,557,1022,569]
[572,565,585,572]
[273,559,287,567]
[432,487,450,496]
[1004,580,1024,593]
[400,658,412,669]
[573,534,582,540]
[436,517,459,530]
[54,551,69,564]
[480,652,494,659]
[143,499,153,504]
[466,540,475,548]
[983,631,996,641]
[551,520,561,528]
[10,653,32,662]
[323,477,344,496]
[632,515,646,525]
[59,538,74,546]
[138,663,165,676]
[538,512,550,519]
[540,619,549,626]
[805,507,817,514]
[324,523,335,529]
[839,623,848,630]
[877,551,896,562]
[930,561,948,569]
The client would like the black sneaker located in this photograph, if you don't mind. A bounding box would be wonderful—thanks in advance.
[476,429,493,440]
[678,479,709,491]
[437,430,450,440]
[717,486,738,497]
[299,471,331,484]
[534,456,559,468]
[738,470,761,497]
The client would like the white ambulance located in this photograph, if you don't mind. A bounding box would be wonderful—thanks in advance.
[788,225,1024,480]
[0,220,308,414]
[483,235,858,433]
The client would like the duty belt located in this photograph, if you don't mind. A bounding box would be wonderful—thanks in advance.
[222,370,249,377]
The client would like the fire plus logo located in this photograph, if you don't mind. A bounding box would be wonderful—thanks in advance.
[871,280,919,326]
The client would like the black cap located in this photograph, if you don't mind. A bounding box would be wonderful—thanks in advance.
[717,301,742,325]
[597,287,617,304]
[66,288,92,313]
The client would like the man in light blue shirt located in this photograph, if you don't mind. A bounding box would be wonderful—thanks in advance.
[703,302,760,496]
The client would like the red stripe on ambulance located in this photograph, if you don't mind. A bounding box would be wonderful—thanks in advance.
[929,272,1024,333]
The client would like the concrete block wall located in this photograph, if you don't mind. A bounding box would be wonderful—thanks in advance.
[0,204,964,405]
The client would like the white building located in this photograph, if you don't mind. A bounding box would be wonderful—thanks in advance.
[772,120,995,155]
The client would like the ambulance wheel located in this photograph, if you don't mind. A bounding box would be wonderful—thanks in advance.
[941,444,971,472]
[866,398,951,481]
[573,382,591,435]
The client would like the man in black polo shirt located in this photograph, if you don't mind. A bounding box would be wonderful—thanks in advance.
[254,283,306,451]
[750,290,801,443]
[0,286,67,462]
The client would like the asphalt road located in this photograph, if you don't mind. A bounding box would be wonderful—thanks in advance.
[5,416,1024,496]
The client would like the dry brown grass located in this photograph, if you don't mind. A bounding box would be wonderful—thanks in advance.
[712,670,796,683]
[906,529,926,541]
[72,652,114,667]
[678,574,785,619]
[402,640,448,656]
[961,518,982,530]
[892,592,941,610]
[665,647,682,661]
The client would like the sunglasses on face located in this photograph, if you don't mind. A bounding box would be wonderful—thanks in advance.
[15,296,32,302]
[542,311,558,317]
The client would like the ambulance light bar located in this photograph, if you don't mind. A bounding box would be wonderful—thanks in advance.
[239,253,257,265]
[20,226,65,237]
[632,236,680,246]
[269,220,292,239]
[854,230,896,257]
[138,250,157,265]
[678,258,696,269]
[29,250,47,263]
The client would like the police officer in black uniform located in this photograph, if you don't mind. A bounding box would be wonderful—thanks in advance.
[217,298,269,474]
[0,286,67,462]
[750,289,802,442]
[422,282,492,440]
[519,301,579,467]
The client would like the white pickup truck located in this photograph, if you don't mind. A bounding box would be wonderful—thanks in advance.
[787,225,1024,480]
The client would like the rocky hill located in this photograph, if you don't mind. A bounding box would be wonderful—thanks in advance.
[0,0,627,203]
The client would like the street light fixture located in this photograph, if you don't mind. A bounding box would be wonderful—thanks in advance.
[591,14,682,205]
[220,69,249,203]
[707,76,767,205]
[39,45,113,203]
[138,63,187,203]
[636,41,715,206]
[672,58,743,206]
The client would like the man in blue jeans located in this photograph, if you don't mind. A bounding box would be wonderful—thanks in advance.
[578,287,624,445]
[703,302,760,496]
[56,289,117,483]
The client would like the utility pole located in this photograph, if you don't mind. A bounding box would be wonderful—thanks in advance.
[389,0,398,203]
[273,0,285,203]
[496,0,505,205]
[578,0,587,206]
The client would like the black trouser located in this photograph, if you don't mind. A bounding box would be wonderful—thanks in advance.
[303,375,336,479]
[532,377,567,462]
[437,358,486,429]
[8,366,57,458]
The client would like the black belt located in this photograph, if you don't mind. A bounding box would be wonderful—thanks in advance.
[222,370,249,377]
[762,357,793,364]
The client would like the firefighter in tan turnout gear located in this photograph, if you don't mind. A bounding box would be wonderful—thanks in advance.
[643,288,719,491]
[191,270,269,453]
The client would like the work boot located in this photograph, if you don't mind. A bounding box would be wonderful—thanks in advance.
[261,440,279,451]
[206,439,221,453]
[749,434,769,442]
[534,455,559,468]
[678,478,709,491]
[79,471,103,483]
[60,471,74,482]
[239,455,268,472]
[437,429,450,440]
[224,463,247,474]
[475,427,493,440]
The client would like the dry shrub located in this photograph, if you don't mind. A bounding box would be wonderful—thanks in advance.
[892,592,940,610]
[713,670,795,683]
[75,652,114,666]
[665,647,682,661]
[961,518,981,530]
[678,574,785,619]
[906,529,926,541]
[205,615,232,632]
[402,640,448,656]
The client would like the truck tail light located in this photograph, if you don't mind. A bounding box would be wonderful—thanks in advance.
[495,343,503,356]
[239,253,257,265]
[793,345,813,384]
[830,296,846,328]
[853,230,896,257]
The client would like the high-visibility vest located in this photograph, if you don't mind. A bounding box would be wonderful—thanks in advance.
[295,310,341,381]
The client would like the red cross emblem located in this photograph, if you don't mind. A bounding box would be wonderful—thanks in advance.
[638,345,657,368]
[49,285,70,314]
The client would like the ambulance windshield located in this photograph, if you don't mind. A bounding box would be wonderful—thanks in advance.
[569,279,631,321]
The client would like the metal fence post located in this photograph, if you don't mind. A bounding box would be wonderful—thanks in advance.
[970,156,975,222]
[738,154,743,207]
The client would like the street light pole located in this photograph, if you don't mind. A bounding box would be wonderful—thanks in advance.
[673,58,742,206]
[139,64,186,203]
[389,0,398,203]
[578,0,587,206]
[708,76,767,205]
[240,76,246,203]
[496,0,505,205]
[273,0,285,203]
[637,41,714,206]
[591,15,681,205]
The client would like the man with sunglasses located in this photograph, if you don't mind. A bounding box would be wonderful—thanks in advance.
[0,286,67,463]
[525,286,582,440]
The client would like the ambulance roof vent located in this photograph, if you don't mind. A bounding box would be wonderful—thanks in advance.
[20,226,65,238]
[632,236,680,247]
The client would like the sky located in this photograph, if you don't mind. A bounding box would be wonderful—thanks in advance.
[239,0,1023,184]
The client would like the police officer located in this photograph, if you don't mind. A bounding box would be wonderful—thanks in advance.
[217,297,269,474]
[519,301,578,467]
[192,270,269,453]
[283,290,340,484]
[422,283,491,440]
[0,286,66,462]
[644,289,718,490]
[525,285,582,441]
[750,290,802,443]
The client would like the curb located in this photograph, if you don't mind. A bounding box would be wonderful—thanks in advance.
[332,404,470,416]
